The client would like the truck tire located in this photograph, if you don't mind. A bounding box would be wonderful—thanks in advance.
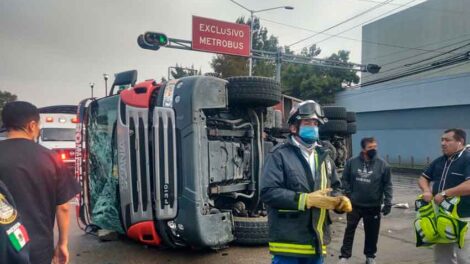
[347,122,357,134]
[323,106,347,120]
[226,76,282,107]
[346,112,356,123]
[233,216,269,246]
[319,120,347,135]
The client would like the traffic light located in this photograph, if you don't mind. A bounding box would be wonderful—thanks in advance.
[366,64,381,74]
[143,32,168,46]
[138,32,169,51]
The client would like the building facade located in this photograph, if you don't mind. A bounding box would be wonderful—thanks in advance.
[336,0,470,167]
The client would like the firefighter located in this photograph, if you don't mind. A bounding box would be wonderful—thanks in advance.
[261,100,352,264]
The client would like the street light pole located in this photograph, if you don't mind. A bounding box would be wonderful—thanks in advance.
[89,82,95,98]
[229,0,294,77]
[103,73,109,96]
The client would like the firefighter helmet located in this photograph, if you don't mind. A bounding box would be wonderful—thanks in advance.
[287,100,327,125]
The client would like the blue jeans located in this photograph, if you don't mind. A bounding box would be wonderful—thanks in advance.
[272,255,323,264]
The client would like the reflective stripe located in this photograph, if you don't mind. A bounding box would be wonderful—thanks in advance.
[279,209,300,213]
[298,193,307,211]
[316,162,328,246]
[269,242,316,255]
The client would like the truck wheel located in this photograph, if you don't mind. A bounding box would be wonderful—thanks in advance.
[347,122,357,134]
[319,120,347,135]
[346,112,356,123]
[226,76,282,107]
[323,106,347,120]
[233,216,269,246]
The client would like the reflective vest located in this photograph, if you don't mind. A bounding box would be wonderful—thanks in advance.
[414,195,468,248]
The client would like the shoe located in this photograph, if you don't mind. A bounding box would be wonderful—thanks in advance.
[365,257,376,264]
[338,258,349,264]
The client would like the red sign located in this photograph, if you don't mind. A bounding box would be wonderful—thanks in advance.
[192,16,250,57]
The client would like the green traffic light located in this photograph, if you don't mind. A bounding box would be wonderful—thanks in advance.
[159,35,167,45]
[143,31,168,46]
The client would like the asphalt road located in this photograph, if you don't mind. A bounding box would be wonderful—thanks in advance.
[64,171,433,264]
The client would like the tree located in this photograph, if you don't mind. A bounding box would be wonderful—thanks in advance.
[210,17,278,78]
[170,64,198,79]
[0,90,17,126]
[210,18,360,104]
[282,50,359,104]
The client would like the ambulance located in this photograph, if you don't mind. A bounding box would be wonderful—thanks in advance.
[38,105,78,174]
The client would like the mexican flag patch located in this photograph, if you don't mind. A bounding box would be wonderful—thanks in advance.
[6,222,29,251]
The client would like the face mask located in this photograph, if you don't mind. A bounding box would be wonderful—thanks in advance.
[366,149,377,159]
[298,125,319,145]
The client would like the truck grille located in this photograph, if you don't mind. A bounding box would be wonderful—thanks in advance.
[152,107,177,220]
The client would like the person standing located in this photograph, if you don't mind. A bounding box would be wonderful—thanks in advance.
[261,100,351,264]
[0,101,80,264]
[418,128,470,264]
[338,137,393,264]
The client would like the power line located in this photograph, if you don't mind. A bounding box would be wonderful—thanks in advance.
[361,39,470,80]
[310,0,420,48]
[261,16,466,59]
[286,0,395,48]
[352,0,406,6]
[362,40,470,80]
[341,69,470,98]
[360,50,470,86]
[364,33,470,63]
[350,0,467,16]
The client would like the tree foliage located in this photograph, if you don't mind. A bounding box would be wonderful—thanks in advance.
[0,91,17,126]
[210,18,360,104]
[211,17,278,78]
[282,50,359,104]
[170,64,199,79]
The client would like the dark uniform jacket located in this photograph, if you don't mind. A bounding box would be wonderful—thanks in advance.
[342,154,392,208]
[0,180,30,264]
[260,137,341,258]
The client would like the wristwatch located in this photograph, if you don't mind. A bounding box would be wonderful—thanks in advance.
[440,190,447,198]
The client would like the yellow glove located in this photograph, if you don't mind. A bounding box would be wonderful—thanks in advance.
[336,196,353,213]
[306,188,341,210]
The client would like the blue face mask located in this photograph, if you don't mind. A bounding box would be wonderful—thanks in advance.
[298,125,319,144]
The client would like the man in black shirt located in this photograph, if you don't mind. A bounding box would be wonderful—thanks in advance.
[0,179,30,264]
[0,101,80,264]
[419,128,470,264]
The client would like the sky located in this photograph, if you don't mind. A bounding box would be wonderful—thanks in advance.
[0,0,426,107]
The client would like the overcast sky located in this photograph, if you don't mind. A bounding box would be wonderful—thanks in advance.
[0,0,425,107]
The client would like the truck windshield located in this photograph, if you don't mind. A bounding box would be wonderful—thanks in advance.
[41,128,75,141]
[86,95,123,233]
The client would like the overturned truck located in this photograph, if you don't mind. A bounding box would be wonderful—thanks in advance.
[75,71,356,249]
